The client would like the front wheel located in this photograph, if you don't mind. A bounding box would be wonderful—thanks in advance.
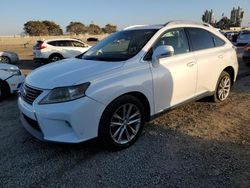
[213,71,231,102]
[0,56,11,64]
[99,95,145,150]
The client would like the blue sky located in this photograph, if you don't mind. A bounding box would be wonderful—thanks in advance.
[0,0,249,35]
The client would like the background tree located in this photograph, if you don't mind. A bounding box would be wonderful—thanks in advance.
[66,22,87,35]
[216,17,231,30]
[42,20,63,35]
[103,24,117,34]
[24,21,49,36]
[87,24,102,34]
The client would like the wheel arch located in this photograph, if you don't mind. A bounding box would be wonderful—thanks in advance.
[0,79,10,96]
[98,91,151,136]
[223,66,235,86]
[122,91,151,122]
[49,53,64,60]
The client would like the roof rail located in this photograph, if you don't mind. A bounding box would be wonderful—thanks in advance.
[202,23,213,27]
[164,20,214,28]
[123,25,148,30]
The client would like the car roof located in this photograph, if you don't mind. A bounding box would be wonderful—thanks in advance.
[44,38,83,43]
[123,24,164,30]
[123,20,214,31]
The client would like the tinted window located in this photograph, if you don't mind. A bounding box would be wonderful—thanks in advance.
[212,34,225,47]
[72,41,86,47]
[144,28,189,61]
[48,40,72,47]
[48,41,57,46]
[154,28,190,55]
[186,28,214,51]
[57,40,72,47]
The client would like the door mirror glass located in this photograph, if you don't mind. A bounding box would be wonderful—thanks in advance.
[152,45,174,65]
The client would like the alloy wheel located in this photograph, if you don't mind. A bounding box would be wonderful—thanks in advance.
[51,56,61,62]
[0,56,10,63]
[218,75,231,101]
[110,103,141,145]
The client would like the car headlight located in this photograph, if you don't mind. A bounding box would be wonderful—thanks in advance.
[39,82,90,104]
[0,68,21,76]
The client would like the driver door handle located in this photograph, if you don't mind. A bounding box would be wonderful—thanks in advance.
[187,62,196,67]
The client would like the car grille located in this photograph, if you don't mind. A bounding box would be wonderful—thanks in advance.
[23,113,42,132]
[20,84,43,105]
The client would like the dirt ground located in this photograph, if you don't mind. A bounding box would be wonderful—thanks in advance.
[0,45,250,187]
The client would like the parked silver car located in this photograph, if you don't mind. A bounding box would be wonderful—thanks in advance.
[0,51,19,64]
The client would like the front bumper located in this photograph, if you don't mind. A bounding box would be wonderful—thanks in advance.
[18,94,106,143]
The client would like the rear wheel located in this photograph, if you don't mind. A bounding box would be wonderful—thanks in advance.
[213,71,231,102]
[99,95,145,150]
[49,54,63,62]
[0,56,11,64]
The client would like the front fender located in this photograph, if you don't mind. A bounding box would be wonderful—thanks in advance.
[85,63,155,116]
[0,70,12,80]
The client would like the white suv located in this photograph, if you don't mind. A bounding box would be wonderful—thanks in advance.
[19,21,238,149]
[33,38,91,63]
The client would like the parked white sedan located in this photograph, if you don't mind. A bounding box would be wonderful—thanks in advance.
[19,21,238,149]
[0,63,25,100]
[0,51,19,64]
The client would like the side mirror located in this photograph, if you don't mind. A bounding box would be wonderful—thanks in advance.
[152,45,174,65]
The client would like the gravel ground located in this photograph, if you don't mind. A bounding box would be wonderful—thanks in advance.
[0,53,250,187]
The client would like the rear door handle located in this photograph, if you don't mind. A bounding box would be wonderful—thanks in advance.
[218,54,224,59]
[187,62,196,67]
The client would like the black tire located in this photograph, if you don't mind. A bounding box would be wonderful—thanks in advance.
[213,71,231,102]
[49,54,63,62]
[99,95,145,150]
[0,56,11,64]
[0,82,5,101]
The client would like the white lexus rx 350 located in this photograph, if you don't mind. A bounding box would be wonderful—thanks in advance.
[18,21,238,149]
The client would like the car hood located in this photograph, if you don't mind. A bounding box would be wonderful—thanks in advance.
[0,63,19,70]
[25,58,123,89]
[0,51,16,56]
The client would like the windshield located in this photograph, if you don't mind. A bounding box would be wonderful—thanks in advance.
[82,29,158,62]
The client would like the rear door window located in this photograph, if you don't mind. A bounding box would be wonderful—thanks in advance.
[49,40,72,47]
[71,41,86,47]
[186,28,214,51]
[212,34,225,47]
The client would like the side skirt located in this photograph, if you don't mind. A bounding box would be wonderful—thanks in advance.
[150,91,214,121]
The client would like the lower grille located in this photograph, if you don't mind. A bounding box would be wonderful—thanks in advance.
[23,114,41,132]
[21,84,43,105]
